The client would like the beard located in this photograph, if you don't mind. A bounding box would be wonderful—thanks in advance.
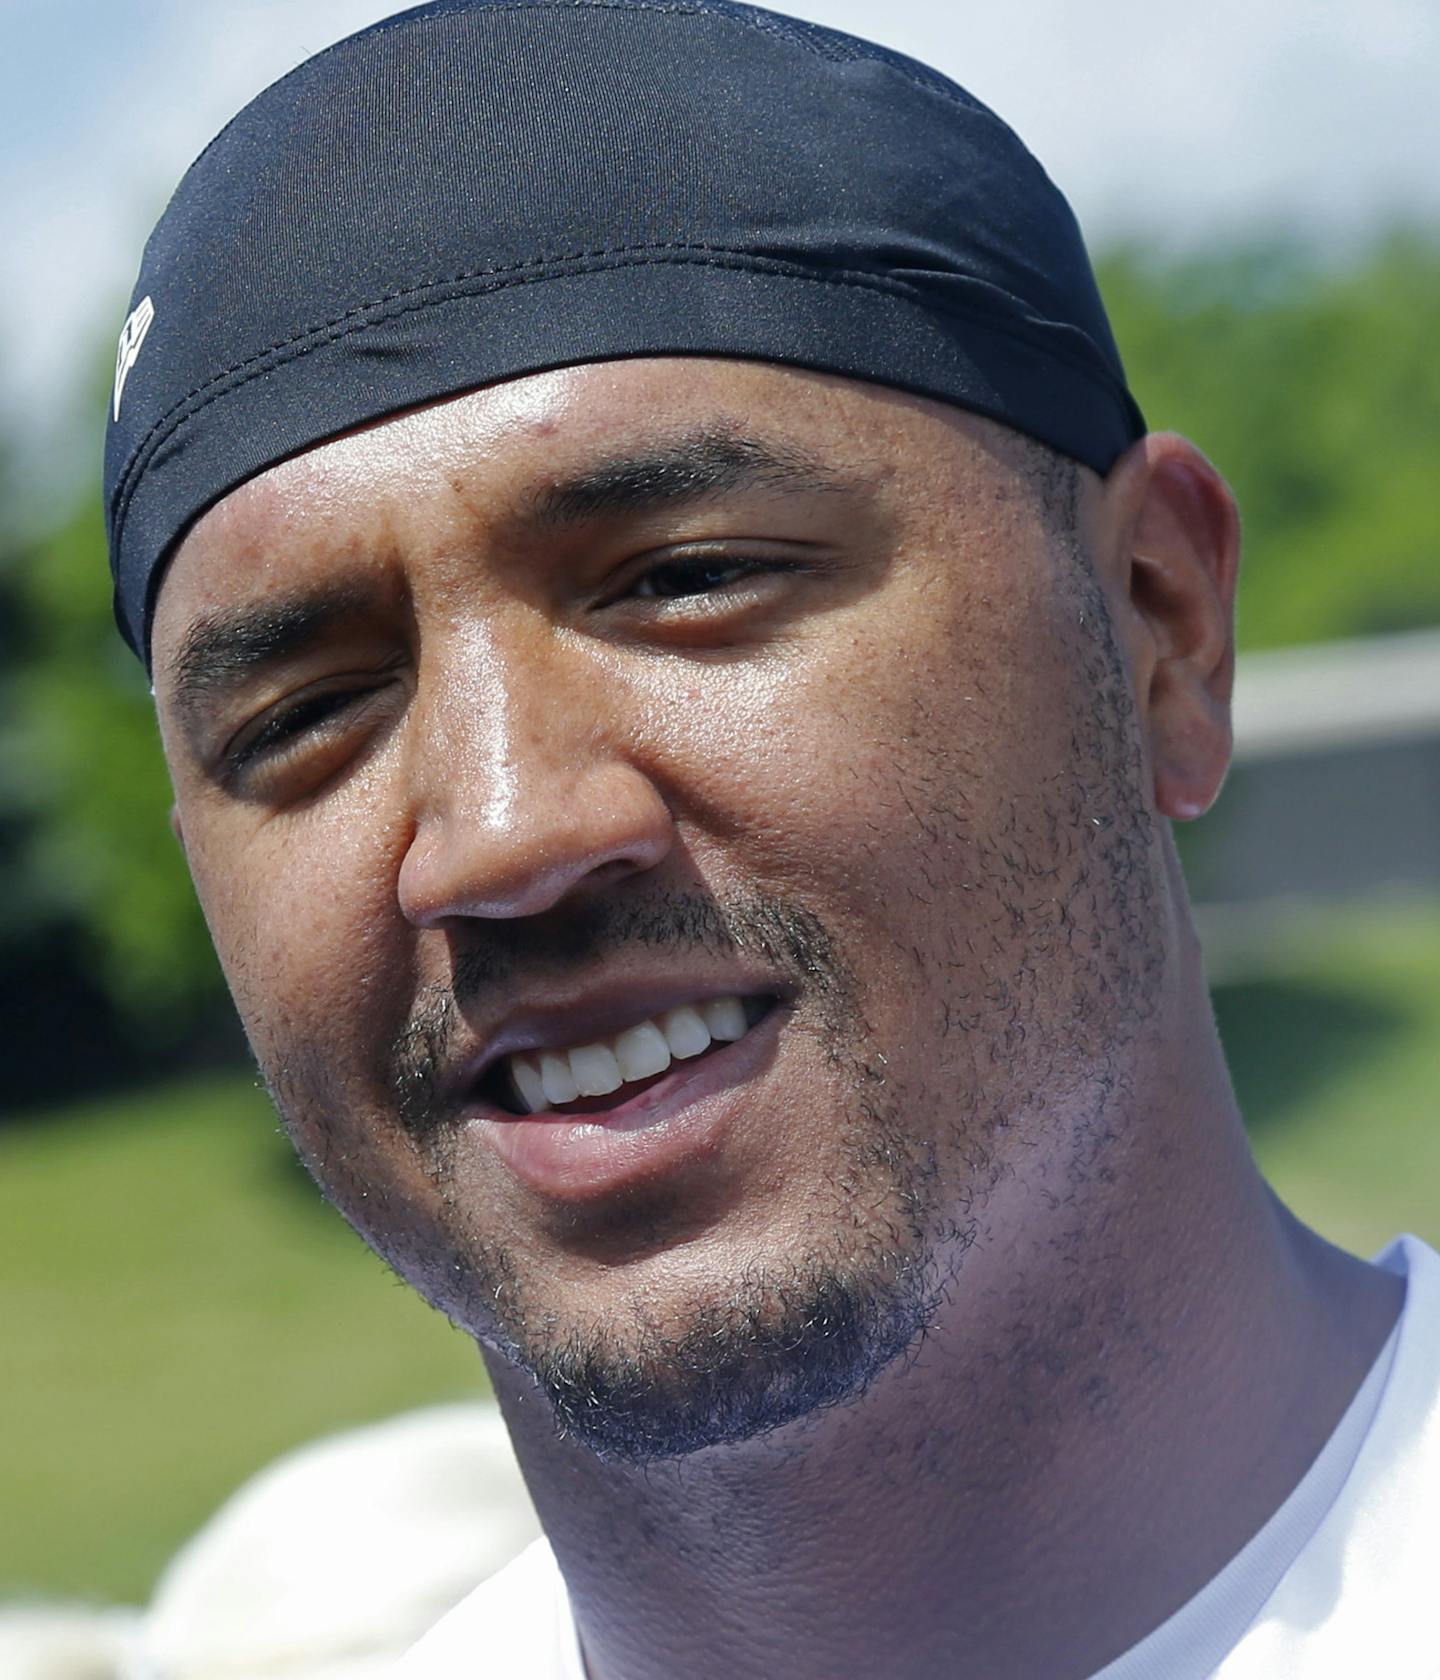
[375,891,951,1466]
[514,1213,941,1464]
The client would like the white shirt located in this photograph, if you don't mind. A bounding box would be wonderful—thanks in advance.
[402,1235,1440,1679]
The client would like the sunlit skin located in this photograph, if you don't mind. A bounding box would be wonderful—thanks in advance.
[152,359,1401,1680]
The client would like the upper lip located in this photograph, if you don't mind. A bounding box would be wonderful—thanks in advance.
[441,972,789,1102]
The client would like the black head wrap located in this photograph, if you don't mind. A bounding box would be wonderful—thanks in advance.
[103,0,1144,665]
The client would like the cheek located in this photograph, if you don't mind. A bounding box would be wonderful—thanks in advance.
[182,777,412,1066]
[625,574,1112,1099]
[632,587,1069,915]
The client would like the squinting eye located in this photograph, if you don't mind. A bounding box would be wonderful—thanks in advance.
[225,689,366,775]
[629,557,773,600]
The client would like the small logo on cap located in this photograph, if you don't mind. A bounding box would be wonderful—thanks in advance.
[113,296,156,422]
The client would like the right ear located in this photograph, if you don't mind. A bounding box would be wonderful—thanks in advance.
[170,804,186,849]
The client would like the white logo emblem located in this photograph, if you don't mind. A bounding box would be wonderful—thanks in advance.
[113,296,156,422]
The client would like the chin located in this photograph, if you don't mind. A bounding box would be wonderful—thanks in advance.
[467,1225,943,1464]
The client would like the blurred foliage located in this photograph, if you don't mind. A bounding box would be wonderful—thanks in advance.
[1097,230,1440,649]
[0,355,227,1073]
[7,493,221,1016]
[1,231,1437,1060]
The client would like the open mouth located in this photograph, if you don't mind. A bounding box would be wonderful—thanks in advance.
[475,993,777,1120]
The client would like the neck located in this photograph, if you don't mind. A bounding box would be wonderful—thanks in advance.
[483,944,1402,1680]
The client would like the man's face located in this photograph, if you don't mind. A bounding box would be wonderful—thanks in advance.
[152,360,1164,1458]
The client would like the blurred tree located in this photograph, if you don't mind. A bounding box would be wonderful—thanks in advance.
[0,351,232,1105]
[7,490,223,1032]
[0,441,29,945]
[1098,230,1440,650]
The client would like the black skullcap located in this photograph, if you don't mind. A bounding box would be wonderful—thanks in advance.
[103,0,1145,666]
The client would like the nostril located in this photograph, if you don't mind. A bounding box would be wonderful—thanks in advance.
[397,766,675,926]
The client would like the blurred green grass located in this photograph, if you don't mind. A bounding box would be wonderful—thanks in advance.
[0,1076,485,1604]
[1213,900,1440,1256]
[1,898,1436,1607]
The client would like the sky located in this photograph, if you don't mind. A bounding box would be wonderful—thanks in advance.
[5,0,1439,482]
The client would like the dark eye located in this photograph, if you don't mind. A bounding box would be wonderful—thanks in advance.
[225,688,367,775]
[629,556,775,600]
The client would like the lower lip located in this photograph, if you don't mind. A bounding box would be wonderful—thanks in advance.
[465,1009,784,1200]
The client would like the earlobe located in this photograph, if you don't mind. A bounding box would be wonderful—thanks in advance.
[1105,433,1241,822]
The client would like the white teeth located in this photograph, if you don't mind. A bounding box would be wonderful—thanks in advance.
[660,1005,712,1059]
[499,994,757,1113]
[569,1043,624,1098]
[614,1021,672,1082]
[701,996,747,1041]
[510,1055,548,1115]
[539,1051,580,1106]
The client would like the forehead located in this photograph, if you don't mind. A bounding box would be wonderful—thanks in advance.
[153,357,1019,654]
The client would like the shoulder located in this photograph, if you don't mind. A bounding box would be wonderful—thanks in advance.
[399,1538,581,1680]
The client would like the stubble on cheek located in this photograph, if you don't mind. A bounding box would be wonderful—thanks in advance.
[249,885,962,1463]
[181,814,469,1289]
[815,495,1166,1226]
[746,507,1173,1439]
[392,893,946,1318]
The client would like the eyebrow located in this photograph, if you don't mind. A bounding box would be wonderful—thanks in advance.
[164,431,856,728]
[526,430,851,527]
[165,583,378,732]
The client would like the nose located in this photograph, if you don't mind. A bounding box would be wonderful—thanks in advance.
[395,636,674,925]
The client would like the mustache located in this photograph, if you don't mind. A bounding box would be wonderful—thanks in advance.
[388,891,849,1135]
